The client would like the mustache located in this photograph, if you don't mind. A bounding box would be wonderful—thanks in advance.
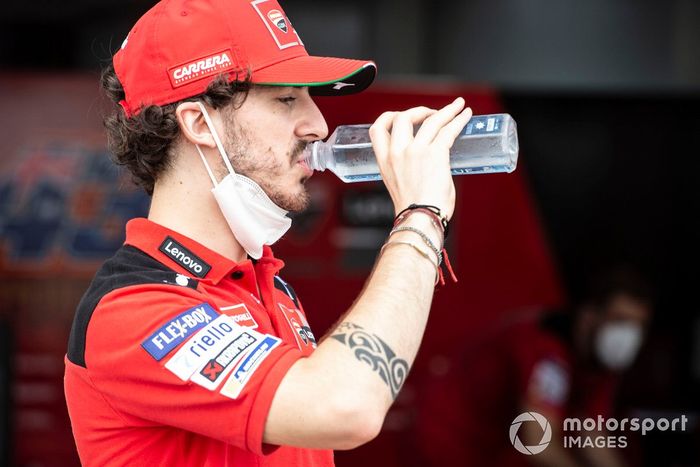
[291,140,308,162]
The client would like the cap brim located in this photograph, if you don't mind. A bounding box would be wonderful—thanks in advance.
[251,55,376,96]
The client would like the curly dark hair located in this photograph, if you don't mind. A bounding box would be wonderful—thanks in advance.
[101,64,252,195]
[586,265,654,310]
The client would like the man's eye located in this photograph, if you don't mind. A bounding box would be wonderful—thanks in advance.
[277,96,296,104]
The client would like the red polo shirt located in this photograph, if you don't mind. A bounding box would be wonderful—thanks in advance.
[64,218,332,466]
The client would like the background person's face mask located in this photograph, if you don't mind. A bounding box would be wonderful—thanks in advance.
[194,102,291,259]
[594,321,643,370]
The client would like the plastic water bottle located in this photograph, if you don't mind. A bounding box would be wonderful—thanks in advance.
[303,113,519,183]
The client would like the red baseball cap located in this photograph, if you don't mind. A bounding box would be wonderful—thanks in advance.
[114,0,377,116]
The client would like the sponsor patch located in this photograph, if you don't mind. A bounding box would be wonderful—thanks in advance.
[164,315,241,380]
[159,236,212,278]
[168,49,236,88]
[220,335,281,399]
[251,0,302,50]
[189,331,258,390]
[142,303,219,361]
[221,303,258,329]
[279,303,317,349]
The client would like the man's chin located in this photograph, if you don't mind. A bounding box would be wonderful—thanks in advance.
[271,188,310,213]
[284,195,310,213]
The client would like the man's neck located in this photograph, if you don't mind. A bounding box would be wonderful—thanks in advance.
[148,178,248,264]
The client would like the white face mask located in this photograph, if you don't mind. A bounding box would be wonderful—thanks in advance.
[194,102,291,260]
[594,322,643,370]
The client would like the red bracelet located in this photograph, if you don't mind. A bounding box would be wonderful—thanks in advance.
[392,208,458,286]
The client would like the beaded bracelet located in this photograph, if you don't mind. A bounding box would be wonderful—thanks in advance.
[380,240,440,285]
[393,209,445,244]
[389,225,443,265]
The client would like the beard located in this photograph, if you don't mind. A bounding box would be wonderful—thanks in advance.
[216,119,310,213]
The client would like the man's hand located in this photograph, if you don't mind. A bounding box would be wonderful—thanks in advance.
[369,98,472,220]
[264,98,472,451]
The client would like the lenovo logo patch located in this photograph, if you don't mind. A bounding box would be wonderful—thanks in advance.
[159,237,211,278]
[168,49,235,88]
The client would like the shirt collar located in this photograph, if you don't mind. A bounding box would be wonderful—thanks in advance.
[124,218,284,285]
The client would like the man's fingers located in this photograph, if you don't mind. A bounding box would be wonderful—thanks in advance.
[372,110,398,133]
[434,107,473,149]
[370,102,467,165]
[369,111,396,163]
[414,97,466,145]
[389,107,436,155]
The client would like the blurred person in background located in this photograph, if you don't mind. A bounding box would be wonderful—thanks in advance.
[415,266,653,467]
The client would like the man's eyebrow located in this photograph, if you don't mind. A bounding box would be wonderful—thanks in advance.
[258,85,307,93]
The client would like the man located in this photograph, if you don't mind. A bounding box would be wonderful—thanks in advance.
[63,0,472,466]
[415,267,653,467]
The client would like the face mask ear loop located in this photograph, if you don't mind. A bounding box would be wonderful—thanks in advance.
[196,101,237,176]
[195,144,219,187]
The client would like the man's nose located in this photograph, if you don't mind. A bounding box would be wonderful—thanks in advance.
[296,94,329,141]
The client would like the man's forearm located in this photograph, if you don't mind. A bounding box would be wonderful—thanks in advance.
[315,213,439,395]
[265,215,440,448]
[321,220,438,399]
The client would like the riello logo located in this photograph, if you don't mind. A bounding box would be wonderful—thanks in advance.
[169,49,235,87]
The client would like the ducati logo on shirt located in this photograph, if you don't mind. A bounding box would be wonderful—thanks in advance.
[278,303,317,349]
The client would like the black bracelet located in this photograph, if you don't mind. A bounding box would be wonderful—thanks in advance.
[394,204,450,239]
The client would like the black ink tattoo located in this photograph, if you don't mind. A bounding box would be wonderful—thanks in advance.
[331,322,409,400]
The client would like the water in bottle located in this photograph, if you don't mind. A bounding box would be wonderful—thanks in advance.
[303,113,518,183]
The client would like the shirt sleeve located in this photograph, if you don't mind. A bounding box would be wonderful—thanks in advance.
[84,283,304,455]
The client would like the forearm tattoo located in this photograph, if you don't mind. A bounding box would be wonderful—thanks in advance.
[330,322,409,400]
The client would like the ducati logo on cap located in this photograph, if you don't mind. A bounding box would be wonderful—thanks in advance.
[252,0,302,50]
[267,10,287,33]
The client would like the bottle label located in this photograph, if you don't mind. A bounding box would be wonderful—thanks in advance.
[462,114,503,136]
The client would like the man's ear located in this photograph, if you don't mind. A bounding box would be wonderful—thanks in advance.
[175,101,217,148]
